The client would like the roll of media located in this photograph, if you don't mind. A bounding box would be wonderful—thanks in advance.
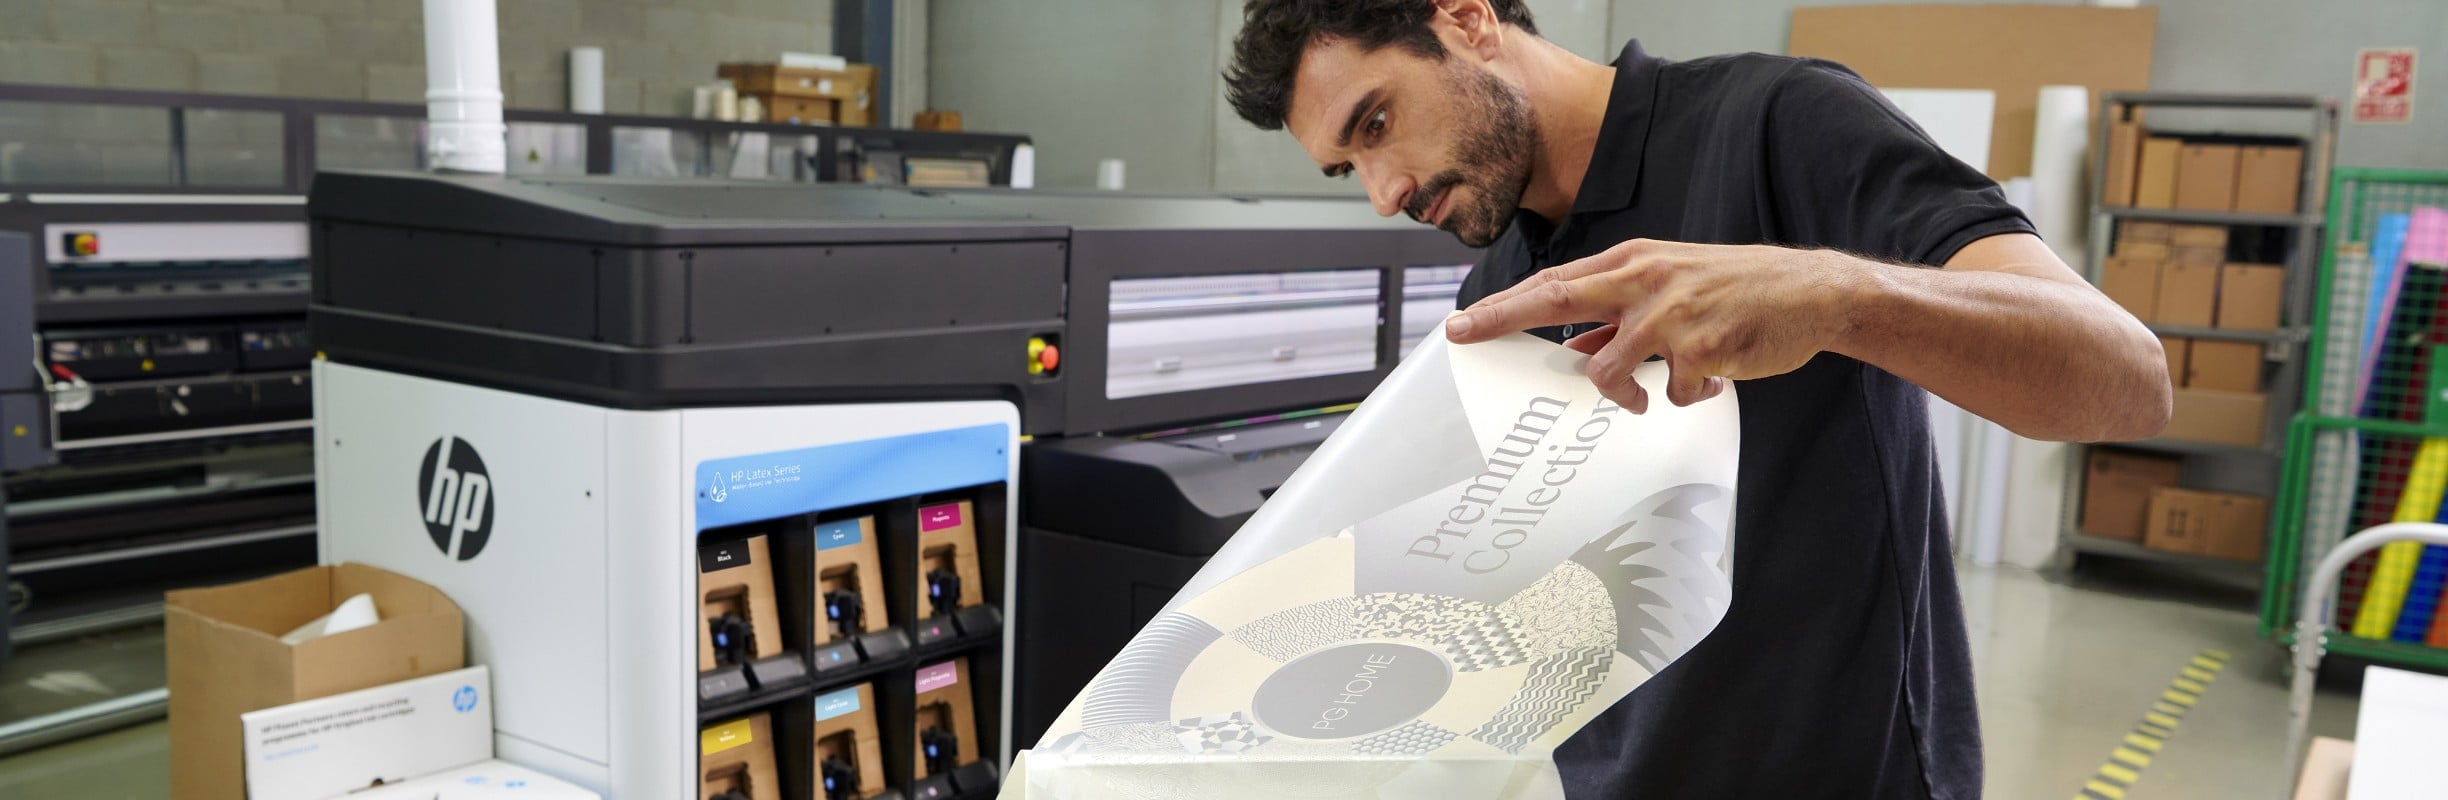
[2029,85,2091,270]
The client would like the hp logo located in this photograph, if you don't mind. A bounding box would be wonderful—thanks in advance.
[418,437,494,561]
[452,685,479,713]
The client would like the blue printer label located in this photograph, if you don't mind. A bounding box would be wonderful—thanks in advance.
[815,686,862,721]
[815,519,865,550]
[694,423,1009,532]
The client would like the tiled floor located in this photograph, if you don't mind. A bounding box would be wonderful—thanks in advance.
[0,559,2378,798]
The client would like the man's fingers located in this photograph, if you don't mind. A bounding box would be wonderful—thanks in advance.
[1667,361,1729,407]
[1586,323,1663,414]
[1465,239,1666,312]
[1562,324,1618,355]
[1447,277,1611,343]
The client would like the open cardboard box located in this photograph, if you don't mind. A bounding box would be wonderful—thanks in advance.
[167,562,465,800]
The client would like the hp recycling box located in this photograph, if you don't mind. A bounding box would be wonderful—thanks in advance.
[1005,330,1741,799]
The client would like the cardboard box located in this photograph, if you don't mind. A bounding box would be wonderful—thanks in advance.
[813,683,888,799]
[914,110,963,131]
[719,63,875,127]
[2164,389,2266,447]
[2170,224,2228,249]
[2102,256,2162,321]
[2080,449,2184,541]
[2154,261,2219,327]
[917,500,985,615]
[815,516,889,645]
[2102,117,2143,207]
[2162,336,2190,389]
[700,534,787,671]
[2172,244,2225,268]
[2136,137,2183,209]
[913,658,981,777]
[2187,340,2262,392]
[2175,143,2241,211]
[2291,737,2354,800]
[2117,220,2172,244]
[241,666,493,800]
[167,563,465,800]
[756,93,834,125]
[2217,263,2285,331]
[702,713,783,800]
[2236,145,2304,215]
[2143,487,2267,562]
[721,63,862,100]
[2115,240,2170,262]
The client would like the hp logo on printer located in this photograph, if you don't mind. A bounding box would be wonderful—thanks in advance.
[418,437,495,561]
[452,685,479,713]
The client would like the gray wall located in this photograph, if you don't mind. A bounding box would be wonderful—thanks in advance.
[0,0,835,116]
[930,0,1219,192]
[1608,0,2448,170]
[932,0,1609,194]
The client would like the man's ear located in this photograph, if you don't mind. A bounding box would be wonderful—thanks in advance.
[1430,0,1506,61]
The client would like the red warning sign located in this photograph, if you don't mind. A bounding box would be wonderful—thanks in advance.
[2355,48,2417,124]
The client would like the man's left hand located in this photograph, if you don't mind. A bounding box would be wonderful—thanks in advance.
[1443,238,1865,413]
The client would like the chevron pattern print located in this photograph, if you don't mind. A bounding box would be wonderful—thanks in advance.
[1466,646,1614,753]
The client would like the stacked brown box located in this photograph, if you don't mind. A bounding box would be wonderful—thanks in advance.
[2118,240,2172,262]
[2155,261,2219,327]
[2175,144,2242,211]
[2102,115,2143,207]
[2170,224,2228,249]
[2187,340,2261,392]
[2136,137,2183,209]
[2143,487,2268,562]
[913,110,963,131]
[2164,389,2266,447]
[2102,257,2161,321]
[2235,145,2304,214]
[2172,244,2224,268]
[2217,263,2286,330]
[2162,336,2190,387]
[2080,450,2184,541]
[719,62,877,126]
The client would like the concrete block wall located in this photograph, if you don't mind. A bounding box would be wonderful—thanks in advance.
[0,0,836,116]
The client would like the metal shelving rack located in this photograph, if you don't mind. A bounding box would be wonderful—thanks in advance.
[2057,92,2339,573]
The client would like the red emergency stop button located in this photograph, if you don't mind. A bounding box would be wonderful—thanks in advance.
[63,232,98,257]
[1027,336,1060,376]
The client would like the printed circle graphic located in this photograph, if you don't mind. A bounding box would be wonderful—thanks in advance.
[1252,641,1451,740]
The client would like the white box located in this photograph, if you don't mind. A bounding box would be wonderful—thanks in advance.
[344,760,600,799]
[241,667,493,800]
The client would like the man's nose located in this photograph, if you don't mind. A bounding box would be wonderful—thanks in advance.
[1359,162,1413,218]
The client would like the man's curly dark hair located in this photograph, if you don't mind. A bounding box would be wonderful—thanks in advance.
[1224,0,1540,131]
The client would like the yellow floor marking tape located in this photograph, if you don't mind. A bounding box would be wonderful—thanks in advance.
[2077,649,2228,800]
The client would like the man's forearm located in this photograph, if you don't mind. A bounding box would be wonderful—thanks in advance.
[1831,253,2172,443]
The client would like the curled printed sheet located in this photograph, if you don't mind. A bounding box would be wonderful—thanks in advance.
[1005,328,1741,800]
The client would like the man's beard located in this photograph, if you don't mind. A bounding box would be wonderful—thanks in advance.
[1405,64,1540,248]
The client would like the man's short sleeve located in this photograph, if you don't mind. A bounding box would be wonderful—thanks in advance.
[1763,59,2036,266]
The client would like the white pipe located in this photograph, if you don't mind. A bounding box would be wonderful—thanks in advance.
[423,0,507,174]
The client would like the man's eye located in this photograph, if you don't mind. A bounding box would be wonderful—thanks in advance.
[1366,109,1387,137]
